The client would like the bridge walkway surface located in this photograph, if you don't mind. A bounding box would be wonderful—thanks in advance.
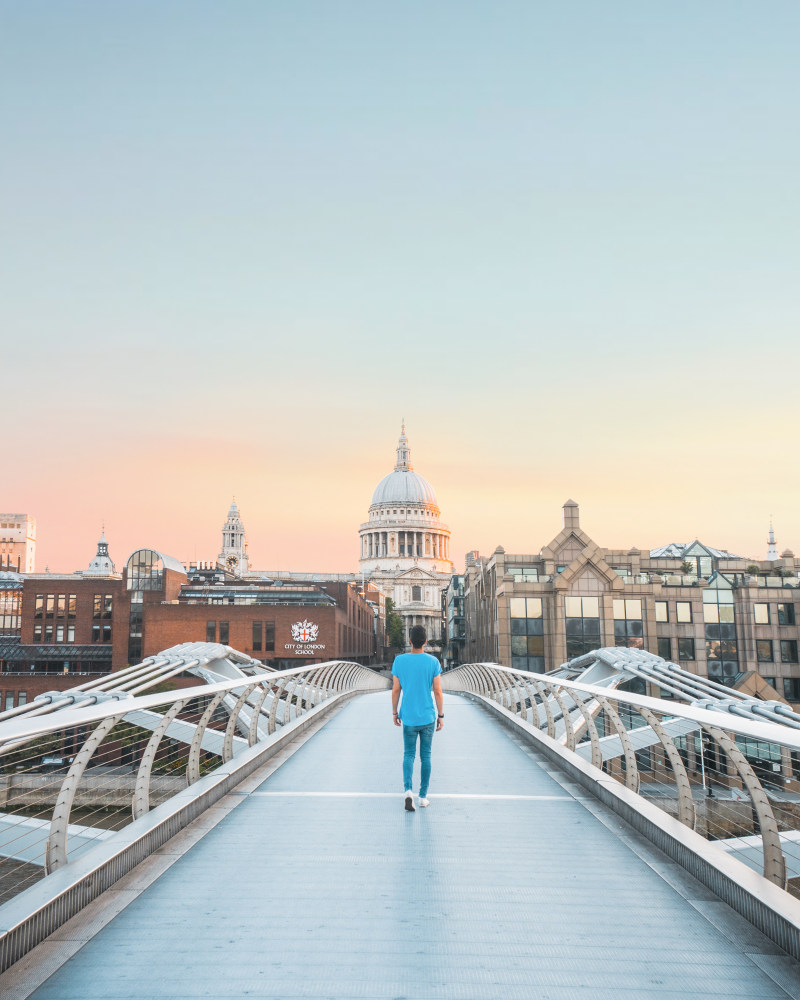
[2,691,799,1000]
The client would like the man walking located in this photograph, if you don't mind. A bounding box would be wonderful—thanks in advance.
[391,625,444,811]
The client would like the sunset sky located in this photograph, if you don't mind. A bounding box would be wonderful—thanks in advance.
[4,2,799,573]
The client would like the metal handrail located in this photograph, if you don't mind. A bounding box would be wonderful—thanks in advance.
[0,658,389,883]
[443,662,800,890]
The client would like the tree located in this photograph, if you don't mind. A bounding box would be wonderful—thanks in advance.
[385,598,405,650]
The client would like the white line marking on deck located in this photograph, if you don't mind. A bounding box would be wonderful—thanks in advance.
[251,792,571,800]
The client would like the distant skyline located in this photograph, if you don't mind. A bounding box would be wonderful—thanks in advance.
[3,3,799,573]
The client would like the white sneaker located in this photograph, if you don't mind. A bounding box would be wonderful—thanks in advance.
[418,797,430,807]
[404,790,415,811]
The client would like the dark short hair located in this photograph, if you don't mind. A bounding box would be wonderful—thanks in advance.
[409,625,427,648]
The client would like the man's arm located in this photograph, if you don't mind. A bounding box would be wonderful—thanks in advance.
[392,675,402,726]
[433,675,444,731]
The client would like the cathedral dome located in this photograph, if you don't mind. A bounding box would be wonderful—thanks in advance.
[371,469,438,508]
[369,424,439,511]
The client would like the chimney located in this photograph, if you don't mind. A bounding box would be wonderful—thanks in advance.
[563,499,580,532]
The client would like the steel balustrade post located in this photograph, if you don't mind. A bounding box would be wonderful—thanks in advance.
[223,684,260,762]
[282,676,303,724]
[459,665,480,692]
[568,688,603,770]
[703,725,787,887]
[247,685,271,746]
[303,666,327,709]
[598,696,640,793]
[132,699,189,820]
[46,713,125,873]
[267,676,293,735]
[530,678,557,738]
[187,692,226,784]
[521,680,541,728]
[484,667,506,705]
[474,665,496,698]
[636,706,696,830]
[545,682,576,751]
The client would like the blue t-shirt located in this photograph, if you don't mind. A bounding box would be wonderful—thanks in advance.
[392,652,441,726]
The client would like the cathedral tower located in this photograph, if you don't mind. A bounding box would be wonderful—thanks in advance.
[218,500,250,575]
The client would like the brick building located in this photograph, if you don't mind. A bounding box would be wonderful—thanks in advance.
[0,543,386,710]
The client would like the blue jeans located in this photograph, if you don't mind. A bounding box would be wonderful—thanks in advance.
[402,723,435,797]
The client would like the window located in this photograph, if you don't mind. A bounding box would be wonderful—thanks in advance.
[4,693,13,711]
[68,594,77,619]
[613,599,644,649]
[411,586,422,602]
[67,625,75,642]
[264,622,275,652]
[565,596,600,660]
[45,595,55,619]
[657,637,672,660]
[206,621,216,642]
[754,604,770,625]
[778,603,796,626]
[756,640,774,662]
[219,621,229,644]
[704,586,737,680]
[57,595,66,619]
[91,624,112,643]
[510,597,545,670]
[676,602,692,623]
[655,602,669,623]
[56,625,64,642]
[34,595,44,619]
[763,677,776,689]
[33,625,42,642]
[784,678,800,701]
[781,639,798,663]
[17,692,26,706]
[93,594,113,619]
[678,638,695,660]
[252,621,262,651]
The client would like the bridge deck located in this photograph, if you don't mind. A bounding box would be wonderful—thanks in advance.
[9,692,800,999]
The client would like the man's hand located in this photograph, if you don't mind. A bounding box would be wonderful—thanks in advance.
[393,713,402,727]
[436,716,444,732]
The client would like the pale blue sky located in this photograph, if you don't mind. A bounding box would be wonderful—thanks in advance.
[3,2,799,569]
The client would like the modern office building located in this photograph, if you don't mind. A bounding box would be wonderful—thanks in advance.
[0,514,36,574]
[463,500,800,704]
[358,424,451,649]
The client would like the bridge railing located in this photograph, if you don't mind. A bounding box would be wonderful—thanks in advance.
[0,658,387,907]
[443,663,800,897]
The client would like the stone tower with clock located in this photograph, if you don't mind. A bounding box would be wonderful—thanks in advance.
[217,499,250,576]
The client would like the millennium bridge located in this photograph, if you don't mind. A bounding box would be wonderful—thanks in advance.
[0,644,799,999]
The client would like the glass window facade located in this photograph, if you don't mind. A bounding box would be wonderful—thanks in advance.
[510,597,544,671]
[781,639,798,663]
[613,599,643,649]
[703,585,738,682]
[754,603,770,625]
[565,596,600,660]
[778,603,796,626]
[678,637,695,660]
[756,639,774,662]
[657,636,672,660]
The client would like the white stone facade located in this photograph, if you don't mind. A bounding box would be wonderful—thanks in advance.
[217,500,250,576]
[0,514,36,574]
[359,426,452,649]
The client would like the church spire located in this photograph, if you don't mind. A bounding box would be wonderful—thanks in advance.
[395,420,412,471]
[767,517,779,561]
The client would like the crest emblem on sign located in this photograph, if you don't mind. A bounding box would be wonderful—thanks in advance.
[291,620,319,643]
